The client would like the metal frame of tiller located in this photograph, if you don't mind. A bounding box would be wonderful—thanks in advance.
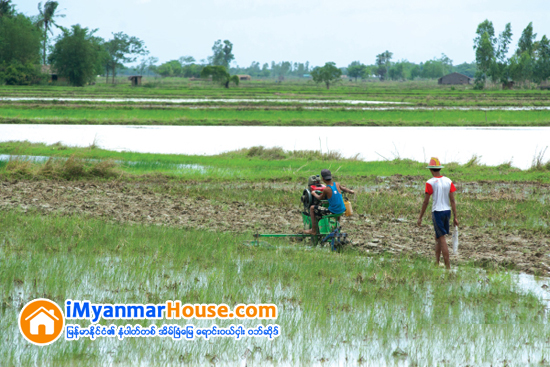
[253,212,348,252]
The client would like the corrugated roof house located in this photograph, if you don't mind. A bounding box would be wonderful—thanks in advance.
[438,72,472,85]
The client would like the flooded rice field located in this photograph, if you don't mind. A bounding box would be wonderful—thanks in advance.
[0,97,406,105]
[4,224,549,365]
[1,124,550,169]
[5,96,550,111]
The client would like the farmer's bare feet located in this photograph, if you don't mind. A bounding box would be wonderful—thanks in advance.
[303,229,317,235]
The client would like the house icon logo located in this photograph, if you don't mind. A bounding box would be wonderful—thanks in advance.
[18,298,64,345]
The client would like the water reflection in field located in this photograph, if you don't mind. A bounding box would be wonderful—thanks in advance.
[1,125,549,169]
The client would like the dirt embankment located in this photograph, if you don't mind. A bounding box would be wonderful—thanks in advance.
[1,180,549,275]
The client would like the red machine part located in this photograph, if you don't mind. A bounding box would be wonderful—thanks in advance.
[310,185,325,192]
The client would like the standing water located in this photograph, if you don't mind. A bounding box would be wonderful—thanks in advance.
[1,125,549,169]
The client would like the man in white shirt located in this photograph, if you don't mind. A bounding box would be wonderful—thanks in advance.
[417,157,459,269]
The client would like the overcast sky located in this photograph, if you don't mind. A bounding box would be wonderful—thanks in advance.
[15,0,550,68]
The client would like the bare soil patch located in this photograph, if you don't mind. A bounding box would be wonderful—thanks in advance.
[1,180,549,274]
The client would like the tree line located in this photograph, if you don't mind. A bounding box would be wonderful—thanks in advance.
[473,20,550,88]
[5,1,545,89]
[0,0,147,86]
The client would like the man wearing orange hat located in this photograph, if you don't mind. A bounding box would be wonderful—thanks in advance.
[417,157,458,269]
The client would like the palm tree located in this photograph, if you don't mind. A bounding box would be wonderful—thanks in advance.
[36,1,65,65]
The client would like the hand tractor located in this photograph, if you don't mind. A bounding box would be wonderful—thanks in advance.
[252,175,350,252]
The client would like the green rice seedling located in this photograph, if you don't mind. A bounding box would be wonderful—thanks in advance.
[4,77,550,109]
[4,104,550,126]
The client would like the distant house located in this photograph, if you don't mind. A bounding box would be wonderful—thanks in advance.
[128,75,142,86]
[438,72,472,85]
[41,65,67,83]
[237,75,252,81]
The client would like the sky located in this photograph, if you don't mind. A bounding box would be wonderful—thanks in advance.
[15,0,550,68]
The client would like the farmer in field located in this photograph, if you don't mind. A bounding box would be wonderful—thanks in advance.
[417,157,458,270]
[304,169,355,235]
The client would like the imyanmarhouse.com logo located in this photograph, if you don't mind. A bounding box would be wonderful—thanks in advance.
[18,298,65,346]
[19,298,280,345]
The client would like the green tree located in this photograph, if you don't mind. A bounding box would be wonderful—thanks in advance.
[270,61,291,79]
[375,51,392,80]
[509,51,533,85]
[311,62,342,89]
[347,61,367,81]
[474,30,494,86]
[388,62,405,80]
[473,19,496,88]
[179,56,195,66]
[452,62,477,78]
[49,24,101,86]
[473,20,515,86]
[439,53,453,72]
[491,23,513,83]
[104,32,148,83]
[0,0,14,17]
[410,64,421,80]
[156,60,183,77]
[0,13,42,65]
[0,8,44,85]
[420,60,443,79]
[200,65,239,88]
[420,55,452,79]
[1,61,44,85]
[209,39,234,69]
[474,19,496,48]
[496,23,513,62]
[295,62,307,77]
[181,63,202,78]
[137,56,158,76]
[517,22,536,56]
[36,1,65,65]
[261,63,270,77]
[534,35,550,83]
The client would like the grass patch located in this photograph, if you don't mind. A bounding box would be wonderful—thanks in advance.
[4,154,121,180]
[0,141,547,183]
[234,146,345,161]
[1,142,550,230]
[3,105,550,126]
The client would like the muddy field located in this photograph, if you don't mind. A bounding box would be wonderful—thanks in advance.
[1,180,549,275]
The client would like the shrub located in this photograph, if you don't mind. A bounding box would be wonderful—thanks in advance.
[89,160,119,178]
[247,146,286,160]
[464,154,482,168]
[0,61,46,85]
[5,157,34,176]
[530,147,550,171]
